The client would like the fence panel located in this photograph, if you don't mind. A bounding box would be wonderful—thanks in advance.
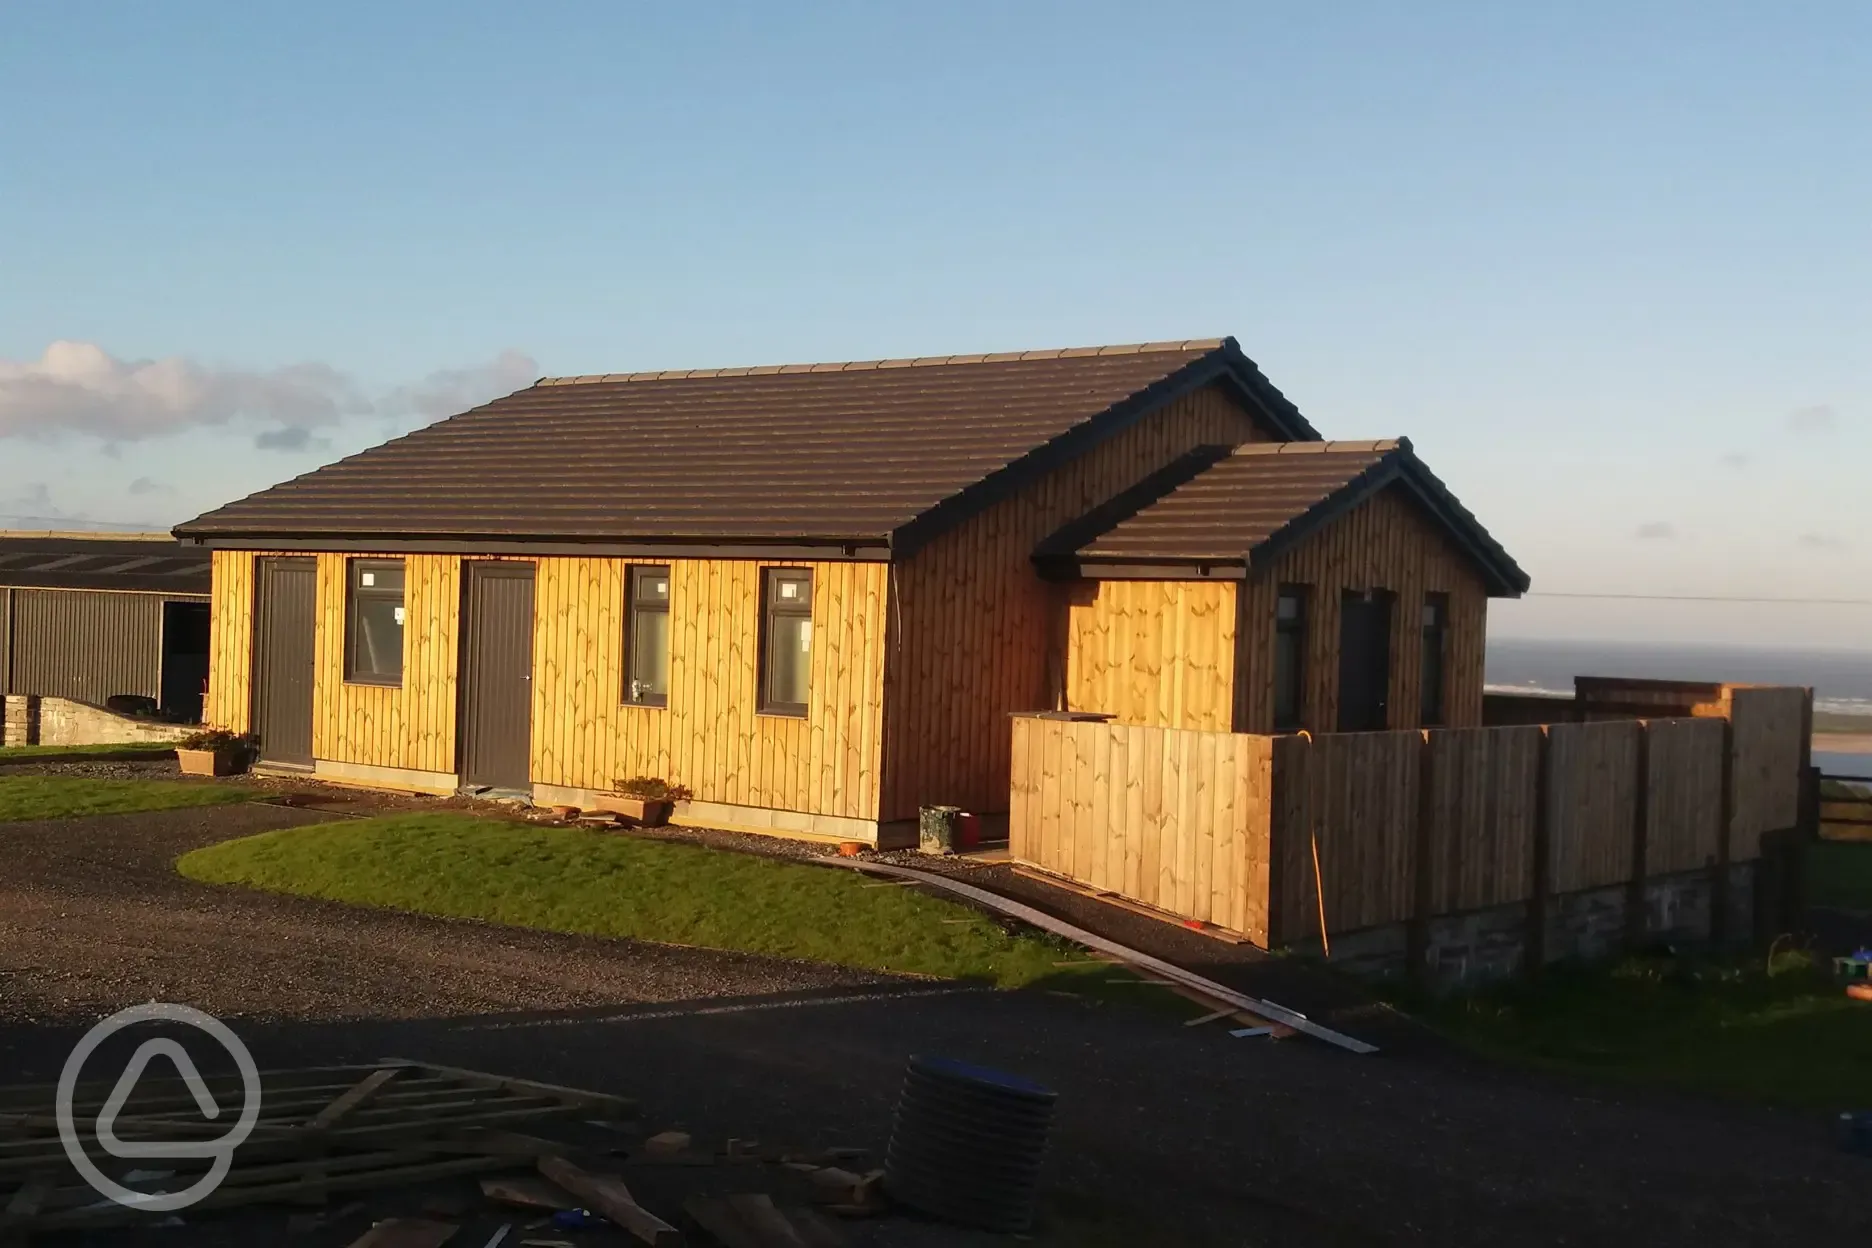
[1546,720,1643,894]
[1008,715,1276,941]
[1642,717,1724,874]
[1425,726,1542,913]
[1276,731,1420,936]
[1728,686,1806,861]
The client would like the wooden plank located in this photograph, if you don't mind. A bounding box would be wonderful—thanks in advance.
[307,1067,402,1131]
[826,858,1376,1053]
[346,1218,459,1248]
[538,1155,681,1246]
[379,1061,634,1117]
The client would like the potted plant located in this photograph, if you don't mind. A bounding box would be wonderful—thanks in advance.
[596,777,692,827]
[175,728,254,777]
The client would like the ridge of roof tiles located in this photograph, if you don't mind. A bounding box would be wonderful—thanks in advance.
[532,339,1230,386]
[1226,438,1402,455]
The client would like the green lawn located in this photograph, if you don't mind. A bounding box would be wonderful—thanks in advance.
[1403,952,1872,1108]
[0,774,253,821]
[0,741,178,759]
[178,814,1104,988]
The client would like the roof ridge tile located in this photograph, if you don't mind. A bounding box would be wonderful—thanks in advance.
[534,338,1228,386]
[1229,438,1402,456]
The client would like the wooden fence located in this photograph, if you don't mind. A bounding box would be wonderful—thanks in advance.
[1009,685,1809,948]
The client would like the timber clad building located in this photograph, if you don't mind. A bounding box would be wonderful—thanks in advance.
[177,338,1528,844]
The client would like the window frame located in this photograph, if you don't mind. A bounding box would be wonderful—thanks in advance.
[344,557,407,687]
[758,567,813,718]
[1420,591,1449,728]
[623,564,672,708]
[1273,584,1308,733]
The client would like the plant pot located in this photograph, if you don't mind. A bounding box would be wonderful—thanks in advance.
[177,747,245,777]
[595,793,674,827]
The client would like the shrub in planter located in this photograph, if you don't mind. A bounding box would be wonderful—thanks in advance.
[595,776,693,827]
[175,728,255,778]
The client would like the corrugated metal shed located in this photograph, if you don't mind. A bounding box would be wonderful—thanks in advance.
[1036,439,1530,596]
[0,536,211,709]
[175,339,1322,549]
[8,589,166,703]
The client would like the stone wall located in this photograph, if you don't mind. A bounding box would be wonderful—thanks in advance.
[1292,862,1763,993]
[1,695,193,748]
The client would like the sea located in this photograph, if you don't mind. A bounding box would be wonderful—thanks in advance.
[1484,637,1872,777]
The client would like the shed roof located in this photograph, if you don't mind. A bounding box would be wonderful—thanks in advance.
[0,534,212,595]
[175,338,1320,554]
[1035,439,1529,596]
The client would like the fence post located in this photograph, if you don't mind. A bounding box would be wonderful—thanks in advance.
[1524,725,1553,977]
[1624,721,1652,951]
[1712,717,1735,946]
[1406,730,1435,982]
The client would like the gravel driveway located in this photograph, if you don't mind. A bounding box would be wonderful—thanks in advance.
[0,800,887,1025]
[2,798,1868,1247]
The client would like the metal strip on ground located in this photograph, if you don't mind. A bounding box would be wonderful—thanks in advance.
[823,859,1378,1055]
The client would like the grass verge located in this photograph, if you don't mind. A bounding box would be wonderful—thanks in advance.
[1399,950,1872,1108]
[0,742,177,760]
[178,813,1115,989]
[0,774,252,821]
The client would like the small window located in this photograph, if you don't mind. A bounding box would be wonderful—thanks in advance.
[625,565,671,706]
[1273,585,1307,732]
[760,568,812,716]
[346,558,405,685]
[1420,593,1448,727]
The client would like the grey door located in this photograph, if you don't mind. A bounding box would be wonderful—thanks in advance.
[252,557,317,767]
[459,561,535,791]
[1336,590,1392,732]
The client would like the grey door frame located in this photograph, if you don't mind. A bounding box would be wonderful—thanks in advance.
[457,560,536,792]
[251,556,318,768]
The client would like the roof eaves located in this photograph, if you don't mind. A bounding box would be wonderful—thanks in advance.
[889,343,1255,558]
[1032,445,1236,560]
[1244,439,1530,597]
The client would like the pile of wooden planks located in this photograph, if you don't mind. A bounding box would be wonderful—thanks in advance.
[0,1059,634,1239]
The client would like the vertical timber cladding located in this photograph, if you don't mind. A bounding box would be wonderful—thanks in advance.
[529,557,887,820]
[1234,485,1490,735]
[311,554,462,774]
[880,384,1271,822]
[1063,579,1237,730]
[205,549,257,731]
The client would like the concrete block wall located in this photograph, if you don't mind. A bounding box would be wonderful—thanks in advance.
[1291,863,1762,993]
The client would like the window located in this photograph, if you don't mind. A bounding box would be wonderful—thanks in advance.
[346,559,405,685]
[1420,593,1448,727]
[625,565,671,706]
[1273,585,1307,732]
[760,568,812,716]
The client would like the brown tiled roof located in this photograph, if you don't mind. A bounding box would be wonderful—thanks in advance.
[1037,439,1529,596]
[177,338,1320,551]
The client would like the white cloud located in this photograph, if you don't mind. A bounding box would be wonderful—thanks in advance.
[0,341,370,441]
[381,349,538,422]
[1787,404,1839,434]
[1797,532,1847,551]
[1634,521,1676,540]
[0,342,537,444]
[126,476,171,496]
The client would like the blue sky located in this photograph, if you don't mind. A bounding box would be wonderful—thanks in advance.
[1,2,1866,646]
